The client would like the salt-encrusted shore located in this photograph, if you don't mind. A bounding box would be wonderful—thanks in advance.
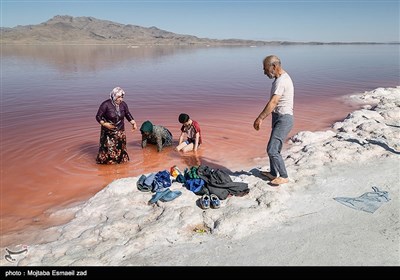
[1,87,399,266]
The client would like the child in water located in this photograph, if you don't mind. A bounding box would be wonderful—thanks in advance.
[176,113,202,152]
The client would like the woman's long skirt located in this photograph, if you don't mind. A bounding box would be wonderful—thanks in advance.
[96,128,129,164]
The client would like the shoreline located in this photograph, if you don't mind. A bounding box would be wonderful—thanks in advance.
[1,86,399,266]
[0,86,359,239]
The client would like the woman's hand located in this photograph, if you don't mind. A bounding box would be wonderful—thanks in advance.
[131,121,137,132]
[102,122,116,130]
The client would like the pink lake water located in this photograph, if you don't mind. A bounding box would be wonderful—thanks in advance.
[1,44,399,244]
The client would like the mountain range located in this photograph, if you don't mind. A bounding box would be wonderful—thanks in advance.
[1,15,273,45]
[1,15,396,45]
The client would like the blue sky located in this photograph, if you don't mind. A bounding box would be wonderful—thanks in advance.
[1,0,399,42]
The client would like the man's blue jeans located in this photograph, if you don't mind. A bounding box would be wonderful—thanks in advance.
[267,112,293,178]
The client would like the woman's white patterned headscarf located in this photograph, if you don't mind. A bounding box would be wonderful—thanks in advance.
[109,87,125,116]
[110,86,125,102]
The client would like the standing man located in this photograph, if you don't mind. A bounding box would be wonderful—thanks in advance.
[253,55,294,185]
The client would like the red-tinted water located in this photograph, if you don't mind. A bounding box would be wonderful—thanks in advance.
[0,93,358,237]
[1,44,398,245]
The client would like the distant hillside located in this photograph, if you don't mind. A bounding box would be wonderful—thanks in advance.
[0,15,275,46]
[2,15,397,45]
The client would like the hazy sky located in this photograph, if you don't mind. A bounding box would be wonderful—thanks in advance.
[1,0,399,42]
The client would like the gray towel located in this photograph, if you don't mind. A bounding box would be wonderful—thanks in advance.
[334,187,390,213]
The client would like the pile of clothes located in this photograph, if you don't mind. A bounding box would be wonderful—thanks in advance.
[182,166,249,200]
[137,165,250,207]
[137,170,182,204]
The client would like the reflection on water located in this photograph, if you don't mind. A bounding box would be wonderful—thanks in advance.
[2,44,209,73]
[1,44,399,242]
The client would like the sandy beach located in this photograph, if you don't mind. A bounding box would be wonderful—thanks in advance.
[1,86,399,267]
